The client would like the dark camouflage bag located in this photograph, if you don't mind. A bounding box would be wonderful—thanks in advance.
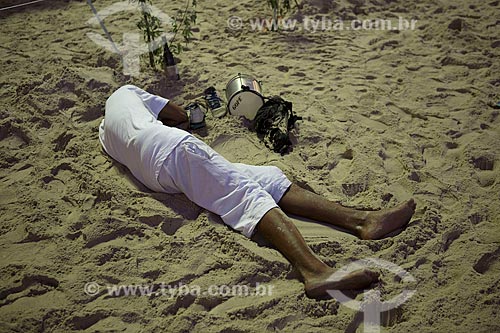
[253,96,302,155]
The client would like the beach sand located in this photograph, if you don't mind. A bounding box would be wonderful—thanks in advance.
[0,0,499,331]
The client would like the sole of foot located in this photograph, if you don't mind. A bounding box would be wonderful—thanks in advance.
[305,269,380,299]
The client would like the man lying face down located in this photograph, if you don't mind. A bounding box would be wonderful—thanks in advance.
[99,85,416,298]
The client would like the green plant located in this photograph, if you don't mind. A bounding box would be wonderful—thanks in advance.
[131,0,197,69]
[267,0,299,31]
[169,0,197,54]
[132,0,163,68]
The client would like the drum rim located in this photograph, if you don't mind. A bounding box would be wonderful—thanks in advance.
[227,72,257,80]
[225,73,262,90]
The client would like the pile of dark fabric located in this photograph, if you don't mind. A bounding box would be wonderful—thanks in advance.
[253,96,302,155]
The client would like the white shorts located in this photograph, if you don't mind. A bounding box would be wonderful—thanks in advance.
[158,136,292,237]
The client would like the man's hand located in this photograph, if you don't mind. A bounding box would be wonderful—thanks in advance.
[158,102,189,129]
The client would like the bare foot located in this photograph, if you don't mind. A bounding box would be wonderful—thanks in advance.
[305,269,380,299]
[359,199,416,240]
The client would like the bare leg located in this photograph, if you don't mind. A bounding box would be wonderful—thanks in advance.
[278,184,416,240]
[256,208,379,298]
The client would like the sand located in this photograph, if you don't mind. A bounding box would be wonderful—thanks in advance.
[0,0,499,332]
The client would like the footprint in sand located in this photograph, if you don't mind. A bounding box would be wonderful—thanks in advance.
[276,65,289,72]
[0,121,30,148]
[58,97,76,110]
[342,183,367,197]
[468,213,483,225]
[83,217,145,248]
[473,247,500,274]
[70,311,110,331]
[162,293,197,315]
[440,229,461,252]
[53,132,76,152]
[471,155,494,170]
[138,215,186,236]
[77,105,103,122]
[0,274,59,307]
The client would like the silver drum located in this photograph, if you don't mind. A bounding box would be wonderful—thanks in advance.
[225,73,264,120]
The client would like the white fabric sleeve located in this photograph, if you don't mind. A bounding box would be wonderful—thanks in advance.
[127,85,169,119]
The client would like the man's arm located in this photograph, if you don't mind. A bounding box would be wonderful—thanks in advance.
[158,101,190,130]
